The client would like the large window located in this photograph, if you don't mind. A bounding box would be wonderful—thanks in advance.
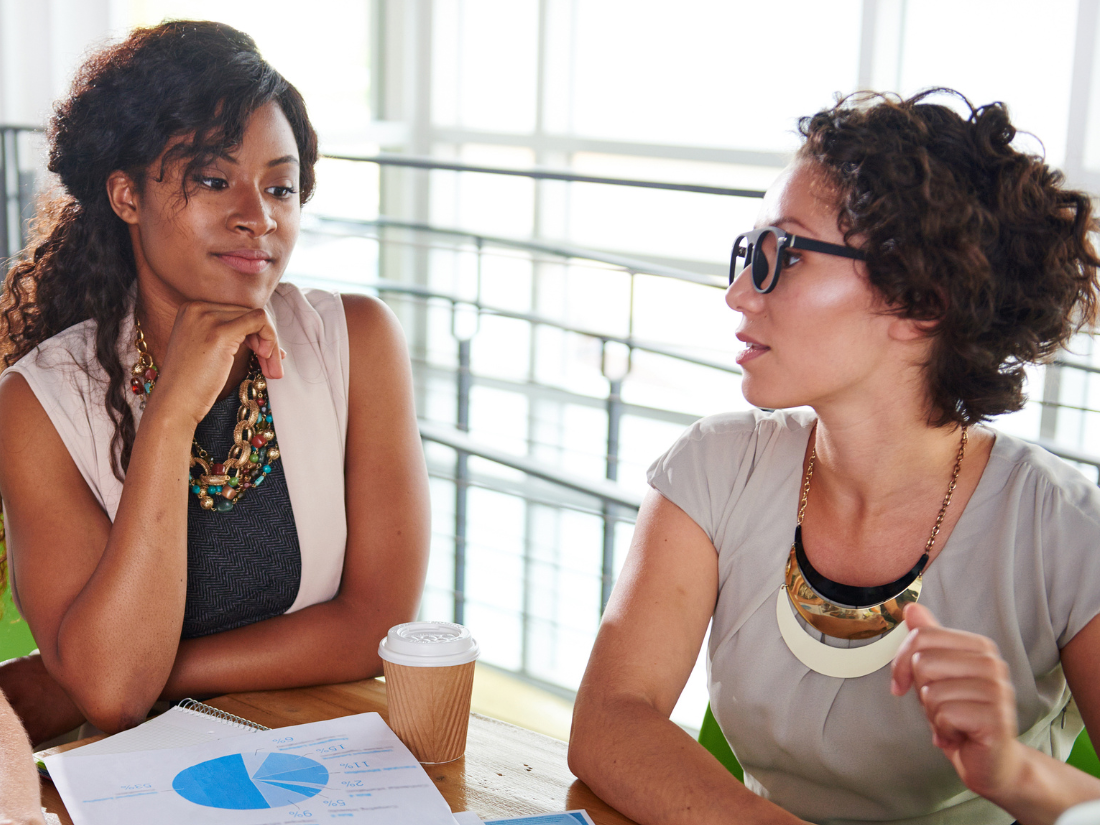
[5,0,1096,734]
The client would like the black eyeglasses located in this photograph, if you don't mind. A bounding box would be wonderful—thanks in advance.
[730,226,866,293]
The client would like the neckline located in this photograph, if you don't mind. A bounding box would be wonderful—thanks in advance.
[794,420,999,594]
[793,524,927,607]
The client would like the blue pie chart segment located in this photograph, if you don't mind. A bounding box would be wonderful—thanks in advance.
[173,752,329,810]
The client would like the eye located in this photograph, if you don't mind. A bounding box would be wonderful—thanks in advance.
[267,185,299,199]
[194,174,228,191]
[781,249,803,268]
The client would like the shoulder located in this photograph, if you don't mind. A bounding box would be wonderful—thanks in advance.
[6,319,99,378]
[268,282,346,344]
[651,408,814,476]
[979,429,1100,647]
[339,294,411,392]
[982,429,1100,527]
[646,408,813,542]
[339,293,405,347]
[2,318,106,414]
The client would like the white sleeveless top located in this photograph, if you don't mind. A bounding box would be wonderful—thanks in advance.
[7,282,350,614]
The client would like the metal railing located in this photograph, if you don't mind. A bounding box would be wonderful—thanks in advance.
[4,127,1100,699]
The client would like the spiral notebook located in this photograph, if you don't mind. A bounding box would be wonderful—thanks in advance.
[46,699,267,762]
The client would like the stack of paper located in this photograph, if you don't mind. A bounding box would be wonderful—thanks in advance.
[46,712,456,824]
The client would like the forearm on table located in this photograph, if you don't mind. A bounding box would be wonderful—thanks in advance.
[0,695,46,825]
[988,741,1100,825]
[569,696,805,825]
[161,596,402,699]
[52,403,192,723]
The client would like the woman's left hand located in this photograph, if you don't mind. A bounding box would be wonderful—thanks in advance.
[891,602,1025,798]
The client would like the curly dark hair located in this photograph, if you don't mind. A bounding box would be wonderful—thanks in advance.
[0,19,318,480]
[797,88,1100,427]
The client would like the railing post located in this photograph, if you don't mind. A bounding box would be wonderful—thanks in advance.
[0,129,10,261]
[601,376,624,612]
[451,239,482,626]
[1040,364,1062,443]
[453,336,471,626]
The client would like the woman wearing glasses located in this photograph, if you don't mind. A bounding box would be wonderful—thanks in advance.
[570,90,1100,824]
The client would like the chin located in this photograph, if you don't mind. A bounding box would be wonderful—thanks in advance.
[212,281,281,310]
[739,377,805,412]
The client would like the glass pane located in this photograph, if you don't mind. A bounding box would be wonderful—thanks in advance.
[432,0,538,133]
[898,0,1077,167]
[567,0,862,150]
[129,0,372,148]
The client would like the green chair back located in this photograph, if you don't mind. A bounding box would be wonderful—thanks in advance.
[1068,729,1099,779]
[699,704,1099,783]
[698,704,742,782]
[0,531,37,662]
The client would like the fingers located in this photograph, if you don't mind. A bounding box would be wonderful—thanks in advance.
[890,604,1018,759]
[891,603,939,694]
[152,303,287,426]
[918,676,1014,746]
[891,603,989,695]
[245,333,285,380]
[218,308,283,379]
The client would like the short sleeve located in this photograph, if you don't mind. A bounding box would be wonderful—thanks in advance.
[1032,460,1100,648]
[646,409,814,545]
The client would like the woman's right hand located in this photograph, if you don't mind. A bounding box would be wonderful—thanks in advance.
[147,301,284,429]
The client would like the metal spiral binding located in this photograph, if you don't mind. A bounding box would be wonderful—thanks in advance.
[176,698,270,731]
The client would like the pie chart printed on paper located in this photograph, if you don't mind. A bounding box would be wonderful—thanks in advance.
[172,752,329,810]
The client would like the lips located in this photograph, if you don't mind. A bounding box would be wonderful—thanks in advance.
[214,249,273,275]
[735,333,770,366]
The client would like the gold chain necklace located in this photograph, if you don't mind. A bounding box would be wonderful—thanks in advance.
[131,318,281,514]
[783,426,968,640]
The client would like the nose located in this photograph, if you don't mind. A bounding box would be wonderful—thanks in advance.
[229,186,277,236]
[726,263,764,314]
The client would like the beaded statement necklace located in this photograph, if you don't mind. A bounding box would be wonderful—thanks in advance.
[130,319,281,514]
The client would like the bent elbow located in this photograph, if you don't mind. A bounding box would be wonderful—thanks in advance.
[566,712,595,781]
[84,704,148,736]
[73,688,155,736]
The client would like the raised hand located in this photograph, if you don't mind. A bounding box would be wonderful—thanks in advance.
[890,602,1025,797]
[146,301,284,430]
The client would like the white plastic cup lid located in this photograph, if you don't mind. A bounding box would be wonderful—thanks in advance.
[378,621,480,668]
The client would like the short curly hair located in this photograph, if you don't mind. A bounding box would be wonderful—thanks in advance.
[797,88,1100,426]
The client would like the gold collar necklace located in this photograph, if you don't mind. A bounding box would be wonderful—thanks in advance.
[783,426,968,641]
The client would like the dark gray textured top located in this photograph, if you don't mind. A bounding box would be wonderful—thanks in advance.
[183,390,301,639]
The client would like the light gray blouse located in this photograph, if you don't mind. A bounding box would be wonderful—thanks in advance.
[648,409,1100,825]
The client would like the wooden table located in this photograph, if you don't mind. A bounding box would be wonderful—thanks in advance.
[39,678,638,824]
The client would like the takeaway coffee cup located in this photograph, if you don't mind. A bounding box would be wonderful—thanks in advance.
[378,621,480,763]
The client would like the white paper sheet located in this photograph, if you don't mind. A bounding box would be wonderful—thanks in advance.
[45,712,456,825]
[58,705,259,758]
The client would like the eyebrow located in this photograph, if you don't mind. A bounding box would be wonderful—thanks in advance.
[216,153,300,168]
[772,215,814,234]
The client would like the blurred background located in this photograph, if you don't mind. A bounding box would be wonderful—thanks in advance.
[0,0,1097,738]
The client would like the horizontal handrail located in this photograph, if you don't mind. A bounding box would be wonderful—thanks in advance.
[1053,358,1100,376]
[323,152,767,199]
[1032,438,1100,472]
[360,276,741,375]
[418,420,643,511]
[305,214,725,287]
